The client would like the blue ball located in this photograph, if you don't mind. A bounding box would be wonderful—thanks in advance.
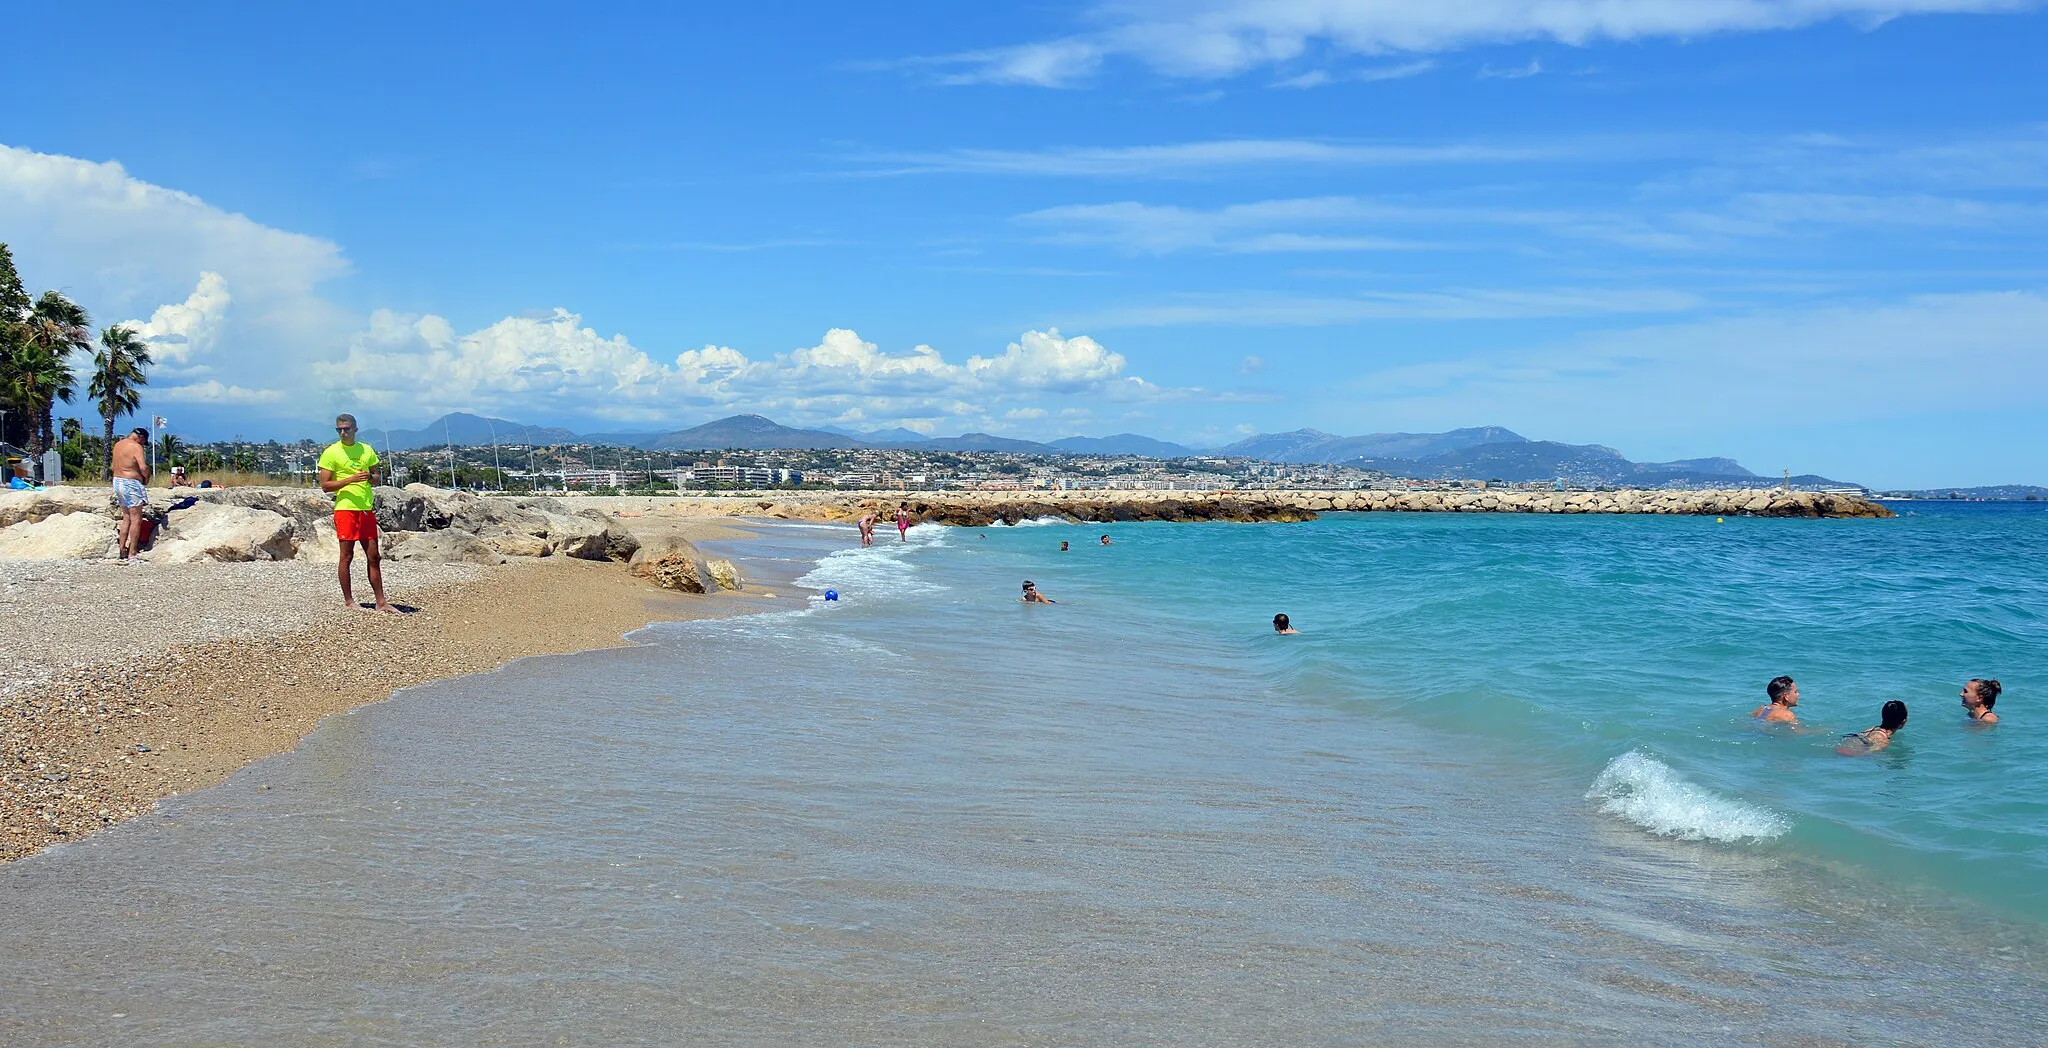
[824,589,839,601]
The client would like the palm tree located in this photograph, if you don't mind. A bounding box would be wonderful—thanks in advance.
[8,292,89,460]
[89,325,152,478]
[155,432,185,470]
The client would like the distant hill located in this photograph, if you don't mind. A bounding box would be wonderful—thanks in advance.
[905,433,1061,454]
[381,413,581,451]
[1219,426,1523,463]
[1884,485,2048,500]
[821,425,930,443]
[1346,439,1853,488]
[1050,433,1196,457]
[643,414,857,451]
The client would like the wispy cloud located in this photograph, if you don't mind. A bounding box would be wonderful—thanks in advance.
[1478,58,1543,79]
[908,0,2032,87]
[844,138,1560,178]
[1071,287,1706,328]
[1271,60,1436,89]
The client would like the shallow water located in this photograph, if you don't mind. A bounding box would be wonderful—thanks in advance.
[2,507,2044,1046]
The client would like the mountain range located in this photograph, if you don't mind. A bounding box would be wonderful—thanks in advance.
[373,412,1852,488]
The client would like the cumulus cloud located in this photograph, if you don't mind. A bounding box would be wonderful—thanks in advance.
[313,310,1147,425]
[155,380,289,405]
[123,271,231,372]
[925,0,2029,86]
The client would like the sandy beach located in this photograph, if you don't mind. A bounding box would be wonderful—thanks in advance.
[1,515,779,863]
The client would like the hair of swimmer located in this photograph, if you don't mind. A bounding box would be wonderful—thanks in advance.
[1767,675,1796,703]
[1881,700,1909,732]
[1972,678,2002,709]
[1022,581,1035,591]
[1273,613,1290,631]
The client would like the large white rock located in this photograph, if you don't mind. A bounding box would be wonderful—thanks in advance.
[0,487,111,528]
[0,512,118,560]
[150,504,297,563]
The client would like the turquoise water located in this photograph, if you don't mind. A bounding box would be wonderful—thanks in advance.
[2,504,2044,1045]
[999,502,2048,921]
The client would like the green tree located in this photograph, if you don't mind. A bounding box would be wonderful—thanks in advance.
[89,325,152,478]
[7,292,89,460]
[156,432,185,469]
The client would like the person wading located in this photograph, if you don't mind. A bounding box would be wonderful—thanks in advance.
[318,413,399,613]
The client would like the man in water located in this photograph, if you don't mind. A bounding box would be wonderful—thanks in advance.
[1752,675,1799,724]
[109,427,152,561]
[1838,700,1907,755]
[1273,613,1299,634]
[317,413,399,614]
[1099,534,1112,546]
[857,512,875,547]
[1021,580,1055,604]
[1961,678,2001,724]
[1059,540,1070,552]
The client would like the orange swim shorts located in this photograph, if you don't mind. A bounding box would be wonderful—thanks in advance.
[334,509,379,542]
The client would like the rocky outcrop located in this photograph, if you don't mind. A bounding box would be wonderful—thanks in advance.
[0,512,118,560]
[385,529,496,564]
[150,503,298,563]
[629,535,715,593]
[705,558,743,592]
[0,488,110,529]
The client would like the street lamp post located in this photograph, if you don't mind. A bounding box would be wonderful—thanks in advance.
[485,417,502,492]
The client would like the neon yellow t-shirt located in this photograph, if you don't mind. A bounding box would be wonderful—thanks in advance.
[318,440,379,512]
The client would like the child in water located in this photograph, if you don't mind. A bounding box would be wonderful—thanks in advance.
[1838,700,1908,755]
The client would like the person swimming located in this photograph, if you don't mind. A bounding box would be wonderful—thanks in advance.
[1099,534,1111,546]
[1961,678,2002,724]
[1020,580,1056,604]
[1838,700,1908,755]
[1059,541,1070,552]
[1752,675,1799,724]
[1273,613,1299,635]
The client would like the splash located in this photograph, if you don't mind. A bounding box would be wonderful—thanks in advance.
[1588,751,1790,842]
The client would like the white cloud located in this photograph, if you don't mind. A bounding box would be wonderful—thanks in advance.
[155,380,289,405]
[850,138,1554,177]
[313,311,1148,426]
[1075,287,1705,327]
[1019,197,1436,253]
[1271,59,1437,88]
[123,271,230,372]
[1478,58,1543,79]
[926,0,2030,86]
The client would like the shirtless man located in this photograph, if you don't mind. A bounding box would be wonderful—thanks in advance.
[1021,580,1055,604]
[1752,675,1799,724]
[1961,678,2001,724]
[109,427,151,560]
[857,512,876,547]
[1273,613,1299,635]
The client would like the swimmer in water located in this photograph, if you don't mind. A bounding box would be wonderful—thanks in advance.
[1752,675,1799,724]
[1838,700,1908,755]
[1099,534,1112,546]
[1961,678,2001,724]
[1273,613,1299,635]
[1020,580,1056,604]
[1060,540,1070,552]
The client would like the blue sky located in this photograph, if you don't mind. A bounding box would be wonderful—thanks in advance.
[3,1,2045,486]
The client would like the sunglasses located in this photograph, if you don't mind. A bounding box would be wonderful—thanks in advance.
[336,426,356,432]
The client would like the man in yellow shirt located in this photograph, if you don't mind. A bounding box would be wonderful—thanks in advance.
[317,413,399,613]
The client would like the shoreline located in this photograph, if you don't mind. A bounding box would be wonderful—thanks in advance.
[1,545,792,864]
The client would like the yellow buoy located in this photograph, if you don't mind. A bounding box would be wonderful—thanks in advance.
[1716,517,1725,523]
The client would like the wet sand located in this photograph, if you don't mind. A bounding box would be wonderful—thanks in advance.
[2,544,779,862]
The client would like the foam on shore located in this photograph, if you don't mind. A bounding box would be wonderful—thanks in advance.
[1588,751,1791,842]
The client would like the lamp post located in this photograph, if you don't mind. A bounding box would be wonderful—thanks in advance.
[485,416,502,492]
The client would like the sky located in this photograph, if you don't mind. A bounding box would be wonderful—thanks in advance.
[2,0,2045,487]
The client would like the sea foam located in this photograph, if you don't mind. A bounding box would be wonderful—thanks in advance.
[1588,751,1790,842]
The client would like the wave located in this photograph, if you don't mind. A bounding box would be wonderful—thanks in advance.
[1005,516,1077,527]
[1587,751,1790,842]
[793,526,949,602]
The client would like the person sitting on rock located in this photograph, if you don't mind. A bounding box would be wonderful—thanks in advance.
[1961,678,2001,725]
[1021,580,1055,604]
[1273,614,1299,635]
[1752,675,1799,724]
[1838,700,1907,755]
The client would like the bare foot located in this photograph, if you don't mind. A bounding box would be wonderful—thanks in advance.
[374,603,405,615]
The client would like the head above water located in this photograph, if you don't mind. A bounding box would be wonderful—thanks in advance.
[1022,581,1036,592]
[1767,675,1798,706]
[1273,613,1291,632]
[1881,700,1909,732]
[1965,678,2001,710]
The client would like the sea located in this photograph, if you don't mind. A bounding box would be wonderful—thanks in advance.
[2,501,2044,1046]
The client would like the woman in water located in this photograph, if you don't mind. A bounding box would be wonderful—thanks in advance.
[1961,678,2001,724]
[1838,700,1908,755]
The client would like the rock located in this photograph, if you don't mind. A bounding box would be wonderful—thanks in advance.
[0,487,111,528]
[384,529,497,564]
[629,535,713,593]
[706,558,742,591]
[0,513,119,560]
[543,513,611,559]
[149,504,296,563]
[480,525,553,558]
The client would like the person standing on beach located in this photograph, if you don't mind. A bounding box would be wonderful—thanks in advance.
[896,503,911,543]
[317,413,398,614]
[109,427,151,561]
[1752,676,1799,724]
[1961,678,2001,724]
